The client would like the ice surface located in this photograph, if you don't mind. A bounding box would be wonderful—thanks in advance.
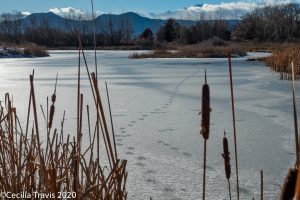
[0,50,299,199]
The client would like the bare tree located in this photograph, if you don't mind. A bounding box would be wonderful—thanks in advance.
[0,10,23,44]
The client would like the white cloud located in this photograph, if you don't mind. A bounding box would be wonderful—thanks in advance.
[21,12,31,16]
[49,7,84,16]
[148,1,300,20]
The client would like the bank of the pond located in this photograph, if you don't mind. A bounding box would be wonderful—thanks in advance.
[0,45,49,58]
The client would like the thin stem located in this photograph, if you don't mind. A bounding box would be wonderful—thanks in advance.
[25,70,34,139]
[228,179,232,200]
[261,170,263,200]
[228,53,240,200]
[202,139,207,200]
[291,62,299,168]
[105,82,118,160]
[91,0,98,79]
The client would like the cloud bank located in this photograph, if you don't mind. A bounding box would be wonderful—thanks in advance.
[47,1,300,20]
[49,7,84,16]
[148,0,300,20]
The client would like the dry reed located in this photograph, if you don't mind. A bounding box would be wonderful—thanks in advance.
[200,70,211,200]
[261,170,263,200]
[265,49,300,80]
[291,62,299,167]
[280,61,299,199]
[130,43,247,59]
[228,53,240,200]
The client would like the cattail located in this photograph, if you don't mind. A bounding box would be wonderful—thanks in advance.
[222,130,231,200]
[48,74,58,129]
[280,168,297,200]
[200,70,211,140]
[201,70,211,200]
[222,131,231,180]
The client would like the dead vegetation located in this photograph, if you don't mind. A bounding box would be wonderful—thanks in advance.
[0,44,48,58]
[0,45,127,199]
[265,48,300,80]
[129,41,247,59]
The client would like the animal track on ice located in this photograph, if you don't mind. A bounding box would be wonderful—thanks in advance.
[127,146,135,150]
[136,162,145,167]
[137,156,146,161]
[182,152,192,157]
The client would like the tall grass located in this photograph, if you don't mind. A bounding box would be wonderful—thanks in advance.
[265,49,300,80]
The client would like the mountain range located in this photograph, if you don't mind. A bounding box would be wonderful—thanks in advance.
[20,12,239,35]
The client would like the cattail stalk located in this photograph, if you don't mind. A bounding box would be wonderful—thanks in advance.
[261,170,263,200]
[48,73,58,131]
[202,140,207,200]
[25,70,34,139]
[280,61,299,200]
[91,0,98,79]
[228,53,240,200]
[291,62,299,167]
[200,70,211,200]
[105,82,118,160]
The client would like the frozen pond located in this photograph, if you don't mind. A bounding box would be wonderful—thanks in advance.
[0,50,299,199]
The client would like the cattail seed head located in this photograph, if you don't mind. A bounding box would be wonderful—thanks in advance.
[51,94,56,103]
[48,104,55,129]
[222,131,231,180]
[200,82,211,140]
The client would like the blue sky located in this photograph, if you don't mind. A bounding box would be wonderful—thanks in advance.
[0,0,296,19]
[1,0,235,13]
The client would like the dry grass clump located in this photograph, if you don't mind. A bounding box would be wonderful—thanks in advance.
[23,44,49,57]
[129,41,247,59]
[0,44,48,58]
[265,48,300,80]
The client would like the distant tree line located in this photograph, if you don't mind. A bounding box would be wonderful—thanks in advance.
[156,18,231,44]
[233,3,300,42]
[0,12,135,47]
[1,3,300,48]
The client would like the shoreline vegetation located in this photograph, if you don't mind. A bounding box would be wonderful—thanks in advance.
[2,41,300,79]
[265,49,300,80]
[0,44,48,58]
[0,3,300,76]
[129,41,247,59]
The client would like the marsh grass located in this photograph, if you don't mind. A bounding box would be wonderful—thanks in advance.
[23,44,49,58]
[265,49,300,80]
[0,44,48,58]
[129,42,247,59]
[0,36,127,199]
